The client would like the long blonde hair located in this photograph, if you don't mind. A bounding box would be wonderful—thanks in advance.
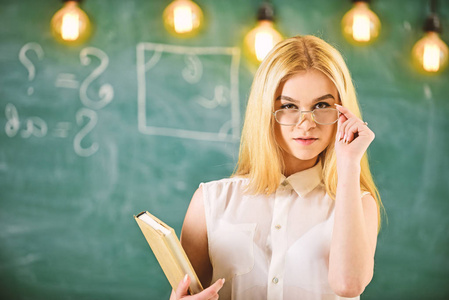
[233,35,384,229]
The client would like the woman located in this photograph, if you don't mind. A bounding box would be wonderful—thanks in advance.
[171,35,383,300]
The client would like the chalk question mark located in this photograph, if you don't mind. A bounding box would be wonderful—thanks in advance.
[19,43,44,96]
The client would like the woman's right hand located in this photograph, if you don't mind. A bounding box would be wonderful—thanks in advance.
[169,275,225,300]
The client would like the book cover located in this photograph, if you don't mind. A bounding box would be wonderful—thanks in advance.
[134,211,203,295]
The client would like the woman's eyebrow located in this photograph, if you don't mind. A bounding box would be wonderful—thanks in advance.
[313,94,335,103]
[276,94,335,103]
[276,95,298,102]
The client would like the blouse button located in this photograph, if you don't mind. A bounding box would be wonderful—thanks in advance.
[272,277,279,284]
[275,224,282,230]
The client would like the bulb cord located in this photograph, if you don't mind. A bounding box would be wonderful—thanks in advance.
[257,2,275,21]
[423,0,442,33]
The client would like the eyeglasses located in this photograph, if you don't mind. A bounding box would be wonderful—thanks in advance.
[273,108,340,126]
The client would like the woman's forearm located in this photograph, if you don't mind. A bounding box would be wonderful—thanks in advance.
[328,162,375,297]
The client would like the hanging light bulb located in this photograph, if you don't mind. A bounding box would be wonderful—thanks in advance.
[244,2,283,62]
[341,0,381,45]
[412,0,448,74]
[163,0,203,37]
[51,0,92,45]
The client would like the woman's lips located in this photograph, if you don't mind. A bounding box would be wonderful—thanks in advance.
[294,138,318,145]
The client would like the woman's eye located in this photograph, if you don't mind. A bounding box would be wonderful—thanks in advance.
[280,103,297,110]
[314,102,330,109]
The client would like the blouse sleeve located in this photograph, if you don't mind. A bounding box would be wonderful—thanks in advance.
[361,190,371,198]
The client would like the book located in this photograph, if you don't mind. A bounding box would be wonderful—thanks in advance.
[134,211,203,295]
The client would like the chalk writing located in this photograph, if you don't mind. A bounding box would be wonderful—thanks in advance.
[6,41,240,158]
[195,85,230,109]
[182,54,203,84]
[20,117,48,138]
[74,108,99,157]
[55,73,79,89]
[53,122,73,138]
[79,47,114,110]
[18,43,44,96]
[136,42,241,142]
[5,103,20,138]
[4,103,47,138]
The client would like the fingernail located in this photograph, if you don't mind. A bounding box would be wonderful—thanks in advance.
[340,131,344,140]
[183,274,189,283]
[222,278,226,284]
[343,133,347,142]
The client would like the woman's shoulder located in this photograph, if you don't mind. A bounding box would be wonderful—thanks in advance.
[201,175,248,186]
[200,176,249,195]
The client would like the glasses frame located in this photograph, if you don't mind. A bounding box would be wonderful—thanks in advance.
[272,108,341,126]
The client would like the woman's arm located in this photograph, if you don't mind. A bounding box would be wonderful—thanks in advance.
[328,162,378,297]
[169,186,225,300]
[180,186,213,287]
[328,104,379,297]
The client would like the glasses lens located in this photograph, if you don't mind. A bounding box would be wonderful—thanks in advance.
[276,109,300,125]
[313,108,339,124]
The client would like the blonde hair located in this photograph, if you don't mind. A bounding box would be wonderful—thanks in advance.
[233,35,384,229]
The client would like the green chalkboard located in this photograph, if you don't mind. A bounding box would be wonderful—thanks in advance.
[1,0,448,299]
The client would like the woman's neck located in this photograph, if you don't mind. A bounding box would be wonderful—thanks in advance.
[283,155,319,177]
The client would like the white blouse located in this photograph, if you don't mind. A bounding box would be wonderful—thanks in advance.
[201,162,362,300]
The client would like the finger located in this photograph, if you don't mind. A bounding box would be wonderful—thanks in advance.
[345,122,360,143]
[175,274,190,299]
[170,290,177,300]
[345,120,373,143]
[335,104,364,129]
[335,104,363,139]
[339,118,357,142]
[336,113,347,141]
[196,278,225,299]
[335,104,356,119]
[344,119,360,143]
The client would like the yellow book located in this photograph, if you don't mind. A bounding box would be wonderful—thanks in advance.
[134,211,203,295]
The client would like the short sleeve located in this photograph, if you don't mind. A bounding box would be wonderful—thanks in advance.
[361,190,371,198]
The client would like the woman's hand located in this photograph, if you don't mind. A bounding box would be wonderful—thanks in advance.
[169,275,225,300]
[334,104,375,166]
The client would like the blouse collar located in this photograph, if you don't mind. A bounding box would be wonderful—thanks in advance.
[280,162,323,198]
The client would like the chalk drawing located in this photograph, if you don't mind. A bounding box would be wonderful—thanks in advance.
[136,42,240,142]
[53,122,72,138]
[182,54,203,84]
[74,108,99,157]
[5,103,20,138]
[79,47,114,110]
[55,73,79,89]
[194,85,229,109]
[4,103,47,138]
[18,43,44,96]
[20,117,48,138]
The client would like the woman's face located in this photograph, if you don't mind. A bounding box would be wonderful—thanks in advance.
[274,69,340,174]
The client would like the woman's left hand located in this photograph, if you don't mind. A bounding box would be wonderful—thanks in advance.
[334,104,375,165]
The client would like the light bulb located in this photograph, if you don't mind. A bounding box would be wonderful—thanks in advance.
[244,3,283,63]
[342,1,381,45]
[411,5,448,74]
[245,21,283,62]
[412,31,448,73]
[163,0,203,37]
[51,0,92,45]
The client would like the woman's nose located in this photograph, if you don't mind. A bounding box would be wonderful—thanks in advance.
[296,111,316,129]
